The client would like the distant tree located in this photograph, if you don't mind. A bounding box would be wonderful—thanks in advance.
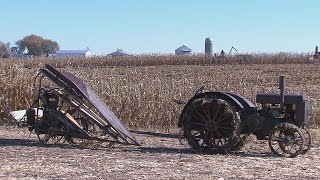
[16,35,44,56]
[16,34,59,56]
[0,41,10,58]
[42,39,59,56]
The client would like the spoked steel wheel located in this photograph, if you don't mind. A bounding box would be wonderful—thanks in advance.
[35,115,65,144]
[182,96,241,153]
[300,127,312,154]
[268,123,304,158]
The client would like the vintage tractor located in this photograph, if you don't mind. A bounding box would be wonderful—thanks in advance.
[176,76,311,157]
[11,64,139,146]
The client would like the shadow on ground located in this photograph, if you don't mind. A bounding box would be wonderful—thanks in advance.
[0,138,86,149]
[0,130,278,158]
[136,146,276,158]
[131,130,180,139]
[0,138,37,147]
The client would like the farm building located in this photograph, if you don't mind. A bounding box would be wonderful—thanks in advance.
[312,46,319,59]
[55,49,92,58]
[107,49,130,57]
[175,45,192,55]
[10,47,32,58]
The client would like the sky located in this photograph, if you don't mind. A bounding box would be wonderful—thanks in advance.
[1,0,319,55]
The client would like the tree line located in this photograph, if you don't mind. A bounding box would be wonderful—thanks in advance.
[0,34,59,58]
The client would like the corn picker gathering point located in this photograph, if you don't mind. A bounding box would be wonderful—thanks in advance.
[11,64,139,146]
[176,76,312,157]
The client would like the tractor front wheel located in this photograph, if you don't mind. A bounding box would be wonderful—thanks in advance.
[268,123,304,157]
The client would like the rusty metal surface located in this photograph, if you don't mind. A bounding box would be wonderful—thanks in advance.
[256,93,305,104]
[226,92,256,112]
[177,91,246,128]
[43,64,139,145]
[52,110,90,137]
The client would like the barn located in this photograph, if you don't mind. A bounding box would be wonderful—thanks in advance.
[55,49,92,58]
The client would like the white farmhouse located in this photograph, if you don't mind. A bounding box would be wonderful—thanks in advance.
[55,49,92,58]
[10,47,32,58]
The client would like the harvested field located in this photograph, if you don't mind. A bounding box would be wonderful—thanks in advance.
[1,56,320,179]
[2,57,320,129]
[0,126,319,179]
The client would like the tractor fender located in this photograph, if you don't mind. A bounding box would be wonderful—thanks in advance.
[178,91,254,127]
[226,92,256,112]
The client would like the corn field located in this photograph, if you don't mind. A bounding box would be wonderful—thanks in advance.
[1,53,320,130]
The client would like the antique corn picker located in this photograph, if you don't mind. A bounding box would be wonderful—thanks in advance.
[11,64,139,146]
[176,76,311,157]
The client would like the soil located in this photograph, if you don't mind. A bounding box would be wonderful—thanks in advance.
[0,126,319,179]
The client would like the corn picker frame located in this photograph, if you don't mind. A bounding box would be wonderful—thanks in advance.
[14,64,139,146]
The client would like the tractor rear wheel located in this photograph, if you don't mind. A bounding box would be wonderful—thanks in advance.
[182,95,241,154]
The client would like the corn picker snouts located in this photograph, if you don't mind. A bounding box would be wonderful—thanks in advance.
[11,64,139,146]
[177,76,312,157]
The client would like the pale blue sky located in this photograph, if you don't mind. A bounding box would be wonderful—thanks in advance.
[1,0,319,55]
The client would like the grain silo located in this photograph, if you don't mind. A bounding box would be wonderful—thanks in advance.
[205,37,213,56]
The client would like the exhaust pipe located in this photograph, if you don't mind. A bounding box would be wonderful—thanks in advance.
[279,76,285,109]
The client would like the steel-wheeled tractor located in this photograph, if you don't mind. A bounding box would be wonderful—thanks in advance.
[11,64,139,146]
[177,76,311,157]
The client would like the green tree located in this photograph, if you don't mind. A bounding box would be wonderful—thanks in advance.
[16,34,59,56]
[16,35,44,56]
[42,39,59,56]
[0,41,10,58]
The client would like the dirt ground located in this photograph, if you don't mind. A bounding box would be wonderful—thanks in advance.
[0,126,319,180]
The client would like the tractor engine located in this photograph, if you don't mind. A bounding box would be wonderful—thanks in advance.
[245,103,305,139]
[244,76,308,139]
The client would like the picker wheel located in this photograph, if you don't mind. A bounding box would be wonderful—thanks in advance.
[268,123,304,158]
[300,127,312,154]
[35,116,65,144]
[182,96,241,154]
